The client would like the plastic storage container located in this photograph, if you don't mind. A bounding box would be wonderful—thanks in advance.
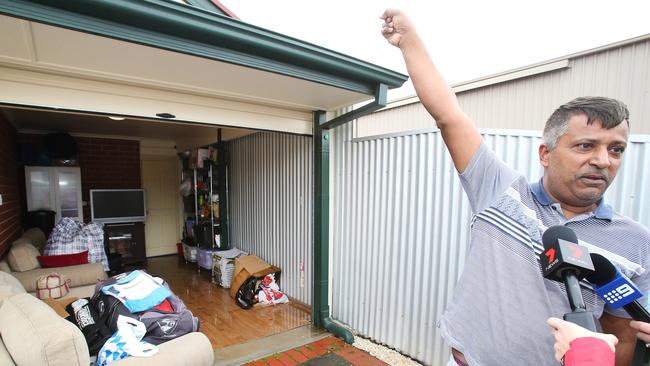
[197,247,219,270]
[182,242,198,262]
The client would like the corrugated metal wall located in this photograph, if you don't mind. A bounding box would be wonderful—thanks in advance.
[330,121,650,365]
[228,132,313,304]
[357,36,650,137]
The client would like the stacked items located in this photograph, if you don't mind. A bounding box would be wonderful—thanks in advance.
[66,270,200,365]
[229,255,282,309]
[211,248,247,288]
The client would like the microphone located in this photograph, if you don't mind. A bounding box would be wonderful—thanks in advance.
[540,225,600,331]
[586,253,650,323]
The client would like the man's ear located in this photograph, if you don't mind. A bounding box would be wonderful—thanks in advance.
[539,144,550,168]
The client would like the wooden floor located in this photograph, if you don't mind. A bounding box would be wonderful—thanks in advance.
[145,255,311,349]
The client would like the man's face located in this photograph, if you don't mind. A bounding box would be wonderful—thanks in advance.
[539,114,629,209]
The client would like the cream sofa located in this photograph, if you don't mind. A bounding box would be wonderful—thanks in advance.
[0,227,107,298]
[0,229,214,366]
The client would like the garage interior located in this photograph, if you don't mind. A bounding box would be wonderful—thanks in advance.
[0,1,407,363]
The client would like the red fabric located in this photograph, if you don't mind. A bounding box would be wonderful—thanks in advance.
[564,337,615,366]
[37,250,89,268]
[152,298,174,312]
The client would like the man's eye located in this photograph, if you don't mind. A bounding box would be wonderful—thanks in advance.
[577,143,593,150]
[610,146,625,155]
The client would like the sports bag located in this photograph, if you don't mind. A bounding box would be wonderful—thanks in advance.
[138,295,200,345]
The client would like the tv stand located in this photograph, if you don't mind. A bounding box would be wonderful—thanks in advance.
[103,222,146,272]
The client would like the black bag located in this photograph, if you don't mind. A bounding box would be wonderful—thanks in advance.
[65,298,113,355]
[235,277,259,309]
[90,290,137,333]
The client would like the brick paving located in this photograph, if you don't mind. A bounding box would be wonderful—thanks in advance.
[243,336,390,366]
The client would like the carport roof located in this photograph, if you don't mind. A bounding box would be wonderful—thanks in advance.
[0,0,408,107]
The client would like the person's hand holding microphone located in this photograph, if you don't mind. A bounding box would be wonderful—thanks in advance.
[547,317,618,364]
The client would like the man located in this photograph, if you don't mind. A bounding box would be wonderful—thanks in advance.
[381,8,650,366]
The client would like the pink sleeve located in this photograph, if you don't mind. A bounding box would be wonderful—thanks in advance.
[564,337,615,366]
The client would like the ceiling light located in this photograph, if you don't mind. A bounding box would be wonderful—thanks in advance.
[108,116,125,121]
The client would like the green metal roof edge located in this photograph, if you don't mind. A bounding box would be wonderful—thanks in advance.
[0,0,408,96]
[185,0,229,16]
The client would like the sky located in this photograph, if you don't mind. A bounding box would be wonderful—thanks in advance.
[227,0,650,101]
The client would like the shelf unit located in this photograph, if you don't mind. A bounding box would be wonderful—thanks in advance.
[180,130,229,268]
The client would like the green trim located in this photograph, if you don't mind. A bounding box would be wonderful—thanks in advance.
[313,110,328,328]
[313,110,354,344]
[184,0,226,15]
[0,0,408,95]
[216,129,230,249]
[320,83,388,130]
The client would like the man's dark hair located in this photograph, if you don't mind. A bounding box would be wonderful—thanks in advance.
[542,97,629,150]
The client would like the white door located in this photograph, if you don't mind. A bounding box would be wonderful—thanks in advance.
[25,167,55,212]
[53,167,83,221]
[25,166,82,223]
[142,156,180,257]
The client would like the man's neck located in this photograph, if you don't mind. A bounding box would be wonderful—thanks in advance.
[541,180,597,219]
[558,202,597,219]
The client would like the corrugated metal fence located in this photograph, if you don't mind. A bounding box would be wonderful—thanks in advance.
[329,122,650,365]
[228,132,313,304]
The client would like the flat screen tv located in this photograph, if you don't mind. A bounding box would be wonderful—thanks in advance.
[90,189,146,224]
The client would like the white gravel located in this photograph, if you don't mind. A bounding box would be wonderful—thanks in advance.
[352,337,423,366]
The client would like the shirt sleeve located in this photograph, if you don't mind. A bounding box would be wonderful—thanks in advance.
[458,141,522,214]
[563,337,615,366]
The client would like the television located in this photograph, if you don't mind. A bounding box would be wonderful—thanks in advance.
[90,189,147,224]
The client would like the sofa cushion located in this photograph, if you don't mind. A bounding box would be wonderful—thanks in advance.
[0,286,14,303]
[0,293,90,366]
[0,337,15,366]
[0,271,26,295]
[22,227,47,252]
[114,332,214,366]
[12,262,107,293]
[0,260,10,273]
[38,251,89,268]
[6,242,41,272]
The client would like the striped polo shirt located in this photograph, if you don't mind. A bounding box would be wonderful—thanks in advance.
[438,142,650,366]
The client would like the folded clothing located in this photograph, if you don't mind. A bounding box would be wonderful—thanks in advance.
[101,270,172,313]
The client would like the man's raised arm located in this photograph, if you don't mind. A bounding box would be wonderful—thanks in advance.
[381,9,482,173]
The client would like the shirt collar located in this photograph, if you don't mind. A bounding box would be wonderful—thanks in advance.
[530,178,613,221]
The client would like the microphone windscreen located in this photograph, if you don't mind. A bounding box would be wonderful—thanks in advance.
[542,225,578,250]
[585,253,618,286]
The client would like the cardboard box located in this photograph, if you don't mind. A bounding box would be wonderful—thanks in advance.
[43,297,78,318]
[229,255,281,299]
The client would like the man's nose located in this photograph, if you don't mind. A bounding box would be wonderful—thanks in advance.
[589,147,611,169]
